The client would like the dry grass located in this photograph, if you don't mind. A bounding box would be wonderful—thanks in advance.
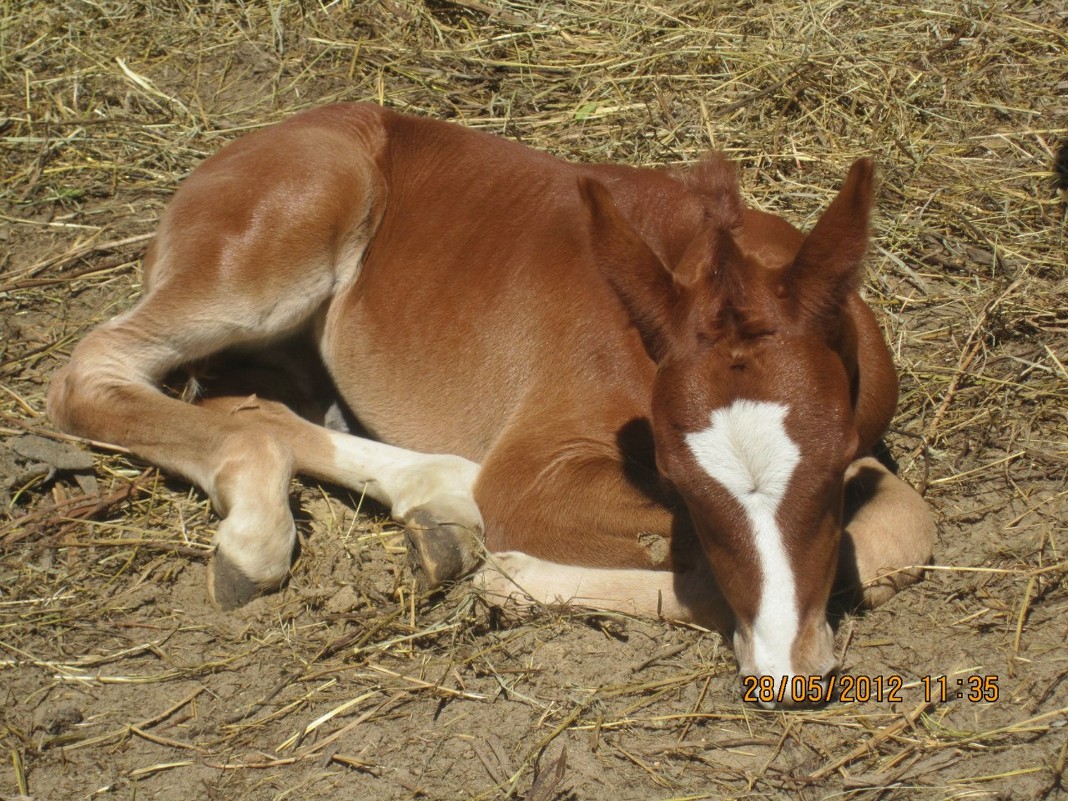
[1,1,1066,799]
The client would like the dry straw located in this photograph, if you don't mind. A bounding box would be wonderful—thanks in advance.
[1,1,1065,799]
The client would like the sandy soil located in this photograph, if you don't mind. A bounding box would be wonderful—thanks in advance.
[1,2,1065,800]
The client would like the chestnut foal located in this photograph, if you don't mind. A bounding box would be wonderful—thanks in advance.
[49,104,934,701]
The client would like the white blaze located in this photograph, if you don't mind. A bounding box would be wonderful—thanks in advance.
[685,400,801,680]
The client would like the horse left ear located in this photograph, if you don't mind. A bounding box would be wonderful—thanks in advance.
[785,158,874,322]
[580,176,680,362]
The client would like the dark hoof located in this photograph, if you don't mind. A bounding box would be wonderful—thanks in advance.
[404,509,483,592]
[208,550,265,610]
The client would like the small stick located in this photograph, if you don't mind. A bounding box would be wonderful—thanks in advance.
[7,232,152,282]
[128,725,204,753]
[0,469,155,546]
[1013,575,1036,654]
[807,700,933,781]
[914,279,1022,456]
[676,674,712,743]
[138,687,205,730]
[0,256,136,295]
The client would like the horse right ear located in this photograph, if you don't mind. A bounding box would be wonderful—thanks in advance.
[785,159,874,325]
[579,177,679,362]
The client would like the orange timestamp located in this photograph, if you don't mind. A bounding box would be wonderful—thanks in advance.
[920,674,1000,703]
[742,674,1000,705]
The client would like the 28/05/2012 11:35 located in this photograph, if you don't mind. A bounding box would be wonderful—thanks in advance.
[741,674,1000,705]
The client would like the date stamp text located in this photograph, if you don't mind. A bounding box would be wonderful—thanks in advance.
[741,674,1000,705]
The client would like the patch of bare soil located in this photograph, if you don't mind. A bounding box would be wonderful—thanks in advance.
[1,2,1065,800]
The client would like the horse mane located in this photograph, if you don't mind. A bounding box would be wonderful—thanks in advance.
[672,154,744,232]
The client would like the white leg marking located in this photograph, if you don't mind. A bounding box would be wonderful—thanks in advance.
[685,400,800,679]
[476,552,695,621]
[322,430,483,530]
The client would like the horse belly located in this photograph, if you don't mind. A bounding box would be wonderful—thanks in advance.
[319,254,533,462]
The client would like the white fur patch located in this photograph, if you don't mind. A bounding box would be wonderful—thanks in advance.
[322,430,483,531]
[685,400,800,680]
[477,551,693,621]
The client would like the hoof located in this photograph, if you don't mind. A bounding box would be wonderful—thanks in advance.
[208,550,266,610]
[404,509,483,592]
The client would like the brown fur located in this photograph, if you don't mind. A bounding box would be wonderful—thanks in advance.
[48,104,935,698]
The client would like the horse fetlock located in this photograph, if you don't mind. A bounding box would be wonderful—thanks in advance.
[404,506,484,591]
[392,455,478,511]
[208,497,297,608]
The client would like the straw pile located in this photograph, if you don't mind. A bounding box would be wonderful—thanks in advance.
[1,2,1064,799]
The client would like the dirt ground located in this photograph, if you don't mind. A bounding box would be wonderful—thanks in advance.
[1,2,1065,800]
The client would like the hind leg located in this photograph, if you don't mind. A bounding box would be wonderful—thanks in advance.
[52,303,484,608]
[313,433,484,593]
[48,106,397,606]
[202,359,484,592]
[836,457,937,609]
[49,287,330,608]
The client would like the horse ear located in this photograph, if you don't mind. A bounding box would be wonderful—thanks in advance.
[785,158,874,322]
[579,176,679,362]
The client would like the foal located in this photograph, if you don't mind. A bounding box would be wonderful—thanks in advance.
[48,104,935,701]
